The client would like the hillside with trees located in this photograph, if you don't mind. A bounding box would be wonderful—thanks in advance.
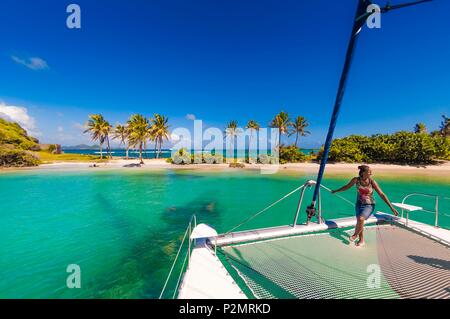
[0,118,40,167]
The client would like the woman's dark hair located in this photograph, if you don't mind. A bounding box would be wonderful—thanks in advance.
[358,165,371,177]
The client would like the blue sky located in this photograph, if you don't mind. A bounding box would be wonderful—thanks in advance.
[0,0,449,148]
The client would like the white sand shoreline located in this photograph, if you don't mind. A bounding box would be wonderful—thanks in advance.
[3,158,449,177]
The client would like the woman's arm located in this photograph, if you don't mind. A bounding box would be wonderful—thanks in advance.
[331,177,357,194]
[372,180,399,216]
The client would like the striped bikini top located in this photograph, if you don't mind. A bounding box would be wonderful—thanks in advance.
[355,177,375,205]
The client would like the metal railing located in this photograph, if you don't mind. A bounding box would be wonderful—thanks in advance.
[401,193,450,228]
[293,180,327,227]
[159,214,196,299]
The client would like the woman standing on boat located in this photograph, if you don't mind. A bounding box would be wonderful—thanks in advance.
[331,165,399,247]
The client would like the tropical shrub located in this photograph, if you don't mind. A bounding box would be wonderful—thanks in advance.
[203,153,214,164]
[203,153,223,164]
[434,136,450,160]
[171,148,191,164]
[229,162,245,168]
[247,156,257,164]
[279,145,307,164]
[257,154,270,164]
[390,132,436,164]
[214,155,224,164]
[318,132,450,164]
[258,154,278,164]
[317,135,366,163]
[193,153,203,164]
[47,144,57,153]
[0,149,40,167]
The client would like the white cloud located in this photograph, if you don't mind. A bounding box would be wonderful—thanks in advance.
[57,126,64,133]
[72,122,86,131]
[185,113,196,121]
[0,103,37,132]
[11,56,49,71]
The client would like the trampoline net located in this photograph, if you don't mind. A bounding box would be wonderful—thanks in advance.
[220,224,450,299]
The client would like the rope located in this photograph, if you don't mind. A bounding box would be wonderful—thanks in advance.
[223,180,447,238]
[224,184,305,235]
[159,216,194,299]
[172,250,189,299]
[320,184,356,207]
[224,182,360,235]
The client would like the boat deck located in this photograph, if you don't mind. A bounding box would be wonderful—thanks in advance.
[178,213,450,299]
[223,223,450,299]
[212,214,382,247]
[177,241,247,299]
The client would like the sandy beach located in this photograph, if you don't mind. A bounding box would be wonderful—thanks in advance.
[4,158,446,178]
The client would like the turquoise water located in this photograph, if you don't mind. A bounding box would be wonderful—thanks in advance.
[0,168,449,298]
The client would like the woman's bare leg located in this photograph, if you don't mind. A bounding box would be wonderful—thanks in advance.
[350,219,359,240]
[359,227,365,244]
[352,217,365,239]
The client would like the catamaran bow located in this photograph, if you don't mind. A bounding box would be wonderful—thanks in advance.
[307,0,434,221]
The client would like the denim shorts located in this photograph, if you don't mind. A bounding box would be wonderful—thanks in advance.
[355,203,375,220]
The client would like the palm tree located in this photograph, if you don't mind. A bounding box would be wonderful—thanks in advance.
[246,120,260,163]
[127,114,150,164]
[84,114,111,159]
[225,120,239,162]
[414,123,427,134]
[270,111,290,147]
[151,114,170,158]
[113,124,130,159]
[289,116,310,147]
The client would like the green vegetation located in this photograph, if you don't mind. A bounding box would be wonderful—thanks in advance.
[169,149,227,165]
[257,154,278,164]
[35,151,104,163]
[0,148,40,167]
[270,111,290,146]
[0,118,40,167]
[3,109,446,167]
[151,114,170,159]
[414,122,427,134]
[225,120,240,162]
[127,114,151,164]
[289,116,310,147]
[112,124,130,159]
[204,153,223,164]
[245,120,260,163]
[318,131,450,164]
[0,117,106,167]
[439,115,450,137]
[171,148,191,164]
[229,162,245,168]
[0,118,39,151]
[279,145,307,164]
[84,113,170,164]
[84,114,112,160]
